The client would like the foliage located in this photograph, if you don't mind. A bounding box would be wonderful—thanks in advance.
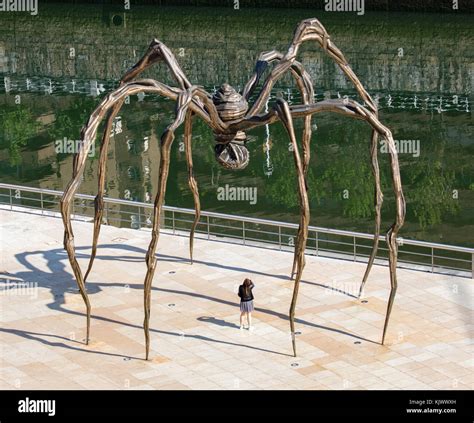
[0,107,39,165]
[405,159,459,229]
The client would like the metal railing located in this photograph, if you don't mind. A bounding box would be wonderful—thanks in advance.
[1,182,473,278]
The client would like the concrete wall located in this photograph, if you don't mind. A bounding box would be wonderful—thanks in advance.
[0,5,472,94]
[36,0,474,13]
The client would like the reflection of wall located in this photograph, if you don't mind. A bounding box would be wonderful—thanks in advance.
[0,93,120,198]
[35,130,120,199]
[0,5,472,94]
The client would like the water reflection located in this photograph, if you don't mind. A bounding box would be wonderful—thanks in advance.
[0,6,473,247]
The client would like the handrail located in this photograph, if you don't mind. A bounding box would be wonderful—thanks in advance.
[1,182,473,277]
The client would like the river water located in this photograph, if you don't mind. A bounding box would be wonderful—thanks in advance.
[0,5,472,247]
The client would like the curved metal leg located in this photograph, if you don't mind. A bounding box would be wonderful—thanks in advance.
[247,98,405,345]
[243,51,314,281]
[143,89,196,360]
[380,129,405,345]
[84,40,192,283]
[60,80,205,350]
[247,19,377,118]
[275,98,310,357]
[183,110,201,264]
[84,103,121,283]
[359,129,384,298]
[61,212,91,344]
[242,22,384,284]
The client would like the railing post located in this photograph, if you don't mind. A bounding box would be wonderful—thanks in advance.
[278,226,282,251]
[172,210,175,235]
[316,230,319,256]
[9,188,13,210]
[431,247,434,273]
[207,216,210,240]
[242,221,246,245]
[471,253,473,279]
[40,191,44,215]
[353,236,356,261]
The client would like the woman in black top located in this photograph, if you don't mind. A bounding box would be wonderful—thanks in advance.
[238,278,254,330]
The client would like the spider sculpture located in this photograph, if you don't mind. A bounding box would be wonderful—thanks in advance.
[60,18,406,360]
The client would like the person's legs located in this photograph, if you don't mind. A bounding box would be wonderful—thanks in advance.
[240,311,245,329]
[247,312,252,329]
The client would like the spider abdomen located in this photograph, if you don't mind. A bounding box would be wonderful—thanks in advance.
[212,83,248,121]
[212,83,250,170]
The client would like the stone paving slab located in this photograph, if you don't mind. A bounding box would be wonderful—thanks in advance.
[0,209,472,390]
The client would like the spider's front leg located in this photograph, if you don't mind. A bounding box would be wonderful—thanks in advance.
[248,19,385,294]
[291,98,406,344]
[242,51,315,280]
[284,18,385,292]
[142,88,198,360]
[274,98,310,358]
[243,51,314,177]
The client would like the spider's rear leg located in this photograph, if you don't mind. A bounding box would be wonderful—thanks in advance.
[84,102,122,283]
[61,209,92,345]
[358,108,405,344]
[274,98,310,357]
[183,110,201,264]
[358,129,384,298]
[84,38,193,283]
[379,129,405,345]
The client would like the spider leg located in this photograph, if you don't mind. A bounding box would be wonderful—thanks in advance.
[234,98,404,345]
[274,98,310,358]
[143,88,196,360]
[290,99,405,344]
[248,19,377,116]
[85,40,193,283]
[340,103,404,344]
[378,129,405,345]
[359,130,384,298]
[242,21,385,286]
[246,20,387,286]
[183,110,201,264]
[242,50,314,280]
[243,51,314,176]
[60,80,209,346]
[83,106,118,283]
[288,19,385,288]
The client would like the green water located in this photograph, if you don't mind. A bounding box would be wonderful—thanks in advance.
[0,5,473,247]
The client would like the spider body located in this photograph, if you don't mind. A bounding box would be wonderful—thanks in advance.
[212,83,250,169]
[60,18,406,360]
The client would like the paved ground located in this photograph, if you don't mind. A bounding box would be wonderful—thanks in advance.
[0,209,472,390]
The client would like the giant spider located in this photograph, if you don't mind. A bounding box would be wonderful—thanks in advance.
[60,18,406,360]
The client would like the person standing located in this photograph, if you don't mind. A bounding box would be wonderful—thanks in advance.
[238,278,255,330]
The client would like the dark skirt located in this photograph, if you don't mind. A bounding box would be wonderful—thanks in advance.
[240,300,254,313]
